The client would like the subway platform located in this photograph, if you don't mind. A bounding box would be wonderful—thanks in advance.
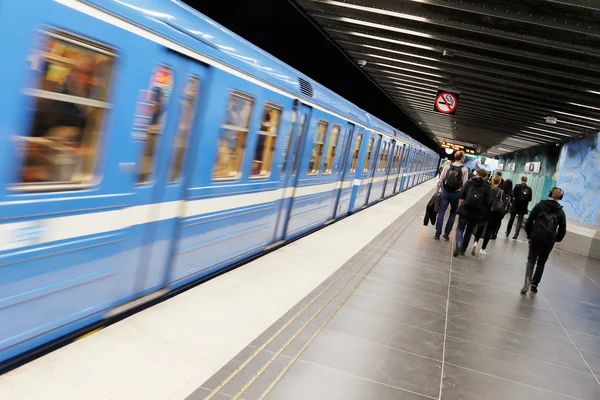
[1,180,600,400]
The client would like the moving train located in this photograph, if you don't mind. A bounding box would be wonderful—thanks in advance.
[0,0,439,365]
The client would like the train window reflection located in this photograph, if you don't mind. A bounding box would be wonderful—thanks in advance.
[17,30,114,187]
[169,76,200,183]
[363,137,374,172]
[291,114,306,176]
[251,103,282,178]
[280,111,296,177]
[350,133,362,173]
[308,121,328,175]
[138,65,173,184]
[323,125,340,174]
[213,91,254,179]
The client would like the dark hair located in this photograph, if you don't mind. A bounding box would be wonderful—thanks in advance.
[521,176,528,183]
[476,168,488,178]
[503,179,513,194]
[454,150,465,161]
[496,171,502,176]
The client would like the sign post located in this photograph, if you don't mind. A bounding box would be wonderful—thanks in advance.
[434,89,459,115]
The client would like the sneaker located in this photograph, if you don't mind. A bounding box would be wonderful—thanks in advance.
[434,235,440,240]
[520,280,531,295]
[453,243,461,257]
[512,235,518,240]
[443,233,450,241]
[459,251,466,256]
[471,243,478,256]
[530,285,538,293]
[479,249,487,256]
[505,232,510,237]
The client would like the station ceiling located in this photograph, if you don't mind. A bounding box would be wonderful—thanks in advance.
[293,0,600,156]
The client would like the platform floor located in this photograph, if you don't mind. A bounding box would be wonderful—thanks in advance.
[2,181,600,399]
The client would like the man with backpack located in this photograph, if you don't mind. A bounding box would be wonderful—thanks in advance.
[435,151,468,241]
[454,168,492,257]
[506,176,533,240]
[520,188,567,294]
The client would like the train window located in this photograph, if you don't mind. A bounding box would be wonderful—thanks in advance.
[323,125,340,174]
[291,113,306,176]
[393,147,401,171]
[17,30,115,188]
[280,110,296,176]
[383,143,390,171]
[138,66,173,184]
[377,142,387,171]
[213,91,254,179]
[169,75,200,183]
[251,103,282,178]
[350,133,363,173]
[308,121,328,175]
[363,137,374,172]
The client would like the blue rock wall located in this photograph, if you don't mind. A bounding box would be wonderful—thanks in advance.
[555,132,600,226]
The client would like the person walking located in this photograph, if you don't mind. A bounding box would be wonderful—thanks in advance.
[520,188,567,294]
[471,175,508,256]
[454,168,491,257]
[435,151,468,241]
[506,176,532,239]
[494,179,513,238]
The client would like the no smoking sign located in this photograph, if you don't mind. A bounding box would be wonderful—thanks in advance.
[434,89,459,115]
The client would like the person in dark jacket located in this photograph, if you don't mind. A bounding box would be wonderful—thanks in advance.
[471,175,508,256]
[506,176,533,239]
[495,179,513,238]
[520,188,567,294]
[454,168,492,257]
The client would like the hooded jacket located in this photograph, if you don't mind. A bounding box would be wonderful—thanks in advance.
[525,200,567,244]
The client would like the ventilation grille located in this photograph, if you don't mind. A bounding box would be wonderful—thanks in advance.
[298,78,314,98]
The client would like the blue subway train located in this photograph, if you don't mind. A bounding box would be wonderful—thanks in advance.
[0,0,439,364]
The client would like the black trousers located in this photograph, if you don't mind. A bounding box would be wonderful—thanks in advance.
[526,240,554,286]
[506,212,525,237]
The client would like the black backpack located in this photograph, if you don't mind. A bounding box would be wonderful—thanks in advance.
[443,165,463,191]
[514,184,529,203]
[463,182,486,212]
[490,189,505,215]
[531,208,559,242]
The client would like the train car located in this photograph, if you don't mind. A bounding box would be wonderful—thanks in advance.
[0,0,439,365]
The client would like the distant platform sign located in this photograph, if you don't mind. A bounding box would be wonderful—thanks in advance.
[434,90,459,115]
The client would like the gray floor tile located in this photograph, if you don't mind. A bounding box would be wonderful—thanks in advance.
[298,329,442,398]
[441,363,578,400]
[368,268,449,297]
[446,316,587,372]
[373,259,451,285]
[264,359,432,400]
[343,290,447,334]
[449,284,551,311]
[444,336,600,399]
[568,330,600,354]
[358,276,448,314]
[263,320,319,358]
[448,301,573,345]
[581,350,600,377]
[558,314,600,337]
[324,306,445,360]
[201,345,259,392]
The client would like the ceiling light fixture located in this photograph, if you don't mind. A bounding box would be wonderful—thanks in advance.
[551,110,600,123]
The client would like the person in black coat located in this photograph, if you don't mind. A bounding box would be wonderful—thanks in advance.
[494,179,513,238]
[506,176,533,239]
[454,169,492,257]
[470,175,509,256]
[520,188,567,294]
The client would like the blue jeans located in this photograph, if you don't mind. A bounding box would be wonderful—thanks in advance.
[435,189,460,237]
[456,215,477,252]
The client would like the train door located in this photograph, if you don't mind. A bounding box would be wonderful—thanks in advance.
[329,122,355,220]
[393,143,406,194]
[273,102,312,242]
[363,134,382,206]
[381,141,395,199]
[132,52,207,296]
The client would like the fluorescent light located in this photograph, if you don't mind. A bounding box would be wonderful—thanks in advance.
[331,30,437,51]
[532,122,579,134]
[567,102,600,111]
[329,16,433,39]
[347,42,440,62]
[314,0,429,23]
[365,68,442,84]
[374,75,438,88]
[371,62,446,78]
[524,126,571,137]
[587,90,600,96]
[521,130,561,140]
[350,51,441,71]
[552,110,600,123]
[556,120,597,130]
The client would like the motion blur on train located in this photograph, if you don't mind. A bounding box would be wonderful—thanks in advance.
[0,0,439,364]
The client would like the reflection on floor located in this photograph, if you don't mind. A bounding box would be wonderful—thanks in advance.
[192,193,600,400]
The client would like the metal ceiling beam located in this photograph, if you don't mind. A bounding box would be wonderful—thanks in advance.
[321,22,600,73]
[545,0,600,11]
[403,0,600,36]
[306,2,600,56]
